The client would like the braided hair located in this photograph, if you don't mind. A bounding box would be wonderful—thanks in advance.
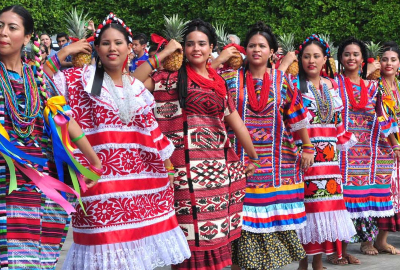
[338,37,368,79]
[177,18,217,108]
[243,21,278,69]
[298,34,334,93]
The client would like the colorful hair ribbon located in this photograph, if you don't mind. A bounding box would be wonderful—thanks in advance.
[0,123,79,214]
[44,96,101,214]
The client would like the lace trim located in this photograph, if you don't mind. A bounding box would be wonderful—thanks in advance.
[74,143,161,155]
[304,195,343,203]
[53,70,67,98]
[304,174,342,180]
[382,125,399,138]
[82,182,170,202]
[337,133,358,151]
[62,226,191,270]
[97,173,167,182]
[290,112,312,132]
[296,210,356,244]
[158,142,174,161]
[73,210,175,233]
[243,222,306,234]
[347,209,395,219]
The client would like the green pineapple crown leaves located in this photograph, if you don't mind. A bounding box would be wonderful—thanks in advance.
[366,41,383,58]
[162,14,189,42]
[278,33,295,54]
[213,23,229,48]
[319,33,338,59]
[65,8,90,39]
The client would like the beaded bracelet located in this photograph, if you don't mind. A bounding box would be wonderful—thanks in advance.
[46,60,56,73]
[392,145,400,151]
[146,59,155,70]
[153,54,160,69]
[89,164,104,176]
[165,165,174,171]
[168,172,175,176]
[302,149,315,154]
[71,132,85,143]
[302,143,314,148]
[52,54,61,68]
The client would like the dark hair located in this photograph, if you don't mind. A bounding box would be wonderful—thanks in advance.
[243,21,278,68]
[381,41,400,59]
[148,44,158,55]
[298,38,334,93]
[132,33,148,45]
[338,37,368,79]
[0,5,34,35]
[91,23,131,96]
[177,19,218,108]
[40,44,49,55]
[56,32,69,41]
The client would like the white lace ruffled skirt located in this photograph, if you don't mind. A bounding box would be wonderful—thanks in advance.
[62,226,190,270]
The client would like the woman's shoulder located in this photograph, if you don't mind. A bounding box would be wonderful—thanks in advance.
[152,70,178,83]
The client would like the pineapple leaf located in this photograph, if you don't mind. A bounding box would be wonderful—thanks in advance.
[278,33,295,54]
[65,8,90,39]
[213,23,229,47]
[162,14,189,42]
[366,41,383,58]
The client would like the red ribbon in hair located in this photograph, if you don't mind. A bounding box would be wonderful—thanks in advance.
[151,33,169,51]
[69,36,95,43]
[223,43,246,55]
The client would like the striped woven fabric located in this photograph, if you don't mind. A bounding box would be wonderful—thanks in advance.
[336,74,396,219]
[221,68,309,233]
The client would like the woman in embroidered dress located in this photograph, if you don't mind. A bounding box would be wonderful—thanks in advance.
[335,37,399,259]
[292,35,357,270]
[134,18,258,270]
[214,22,314,270]
[45,13,191,270]
[374,44,400,254]
[0,5,101,269]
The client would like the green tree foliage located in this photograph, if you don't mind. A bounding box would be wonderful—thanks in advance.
[1,0,400,46]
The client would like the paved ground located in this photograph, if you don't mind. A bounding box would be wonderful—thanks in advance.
[57,231,400,270]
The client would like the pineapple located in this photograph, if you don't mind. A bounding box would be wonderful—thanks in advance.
[319,33,337,75]
[366,41,383,80]
[214,23,243,70]
[278,33,298,76]
[162,14,189,72]
[65,8,91,68]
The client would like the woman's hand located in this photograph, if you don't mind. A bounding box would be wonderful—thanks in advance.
[168,174,174,188]
[217,47,239,63]
[278,51,297,72]
[162,39,183,56]
[394,149,400,161]
[367,60,381,77]
[244,163,256,177]
[84,177,97,188]
[300,152,314,171]
[65,39,92,56]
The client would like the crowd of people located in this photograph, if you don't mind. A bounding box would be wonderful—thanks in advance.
[0,4,399,270]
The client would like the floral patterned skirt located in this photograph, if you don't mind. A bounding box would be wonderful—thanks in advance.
[350,217,379,243]
[231,230,306,270]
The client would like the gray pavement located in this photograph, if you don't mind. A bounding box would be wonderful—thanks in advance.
[57,231,400,270]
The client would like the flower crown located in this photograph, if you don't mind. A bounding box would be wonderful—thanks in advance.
[298,34,330,57]
[95,13,133,43]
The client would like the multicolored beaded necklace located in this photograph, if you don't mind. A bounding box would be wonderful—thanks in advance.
[380,77,400,113]
[344,77,369,110]
[0,62,41,138]
[308,80,334,124]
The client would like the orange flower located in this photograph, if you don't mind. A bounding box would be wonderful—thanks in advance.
[326,179,337,194]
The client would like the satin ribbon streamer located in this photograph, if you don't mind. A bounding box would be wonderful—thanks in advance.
[44,96,100,213]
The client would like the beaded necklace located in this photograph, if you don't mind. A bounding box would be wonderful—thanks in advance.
[344,77,369,110]
[308,80,334,124]
[380,77,400,113]
[245,70,271,112]
[0,62,41,137]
